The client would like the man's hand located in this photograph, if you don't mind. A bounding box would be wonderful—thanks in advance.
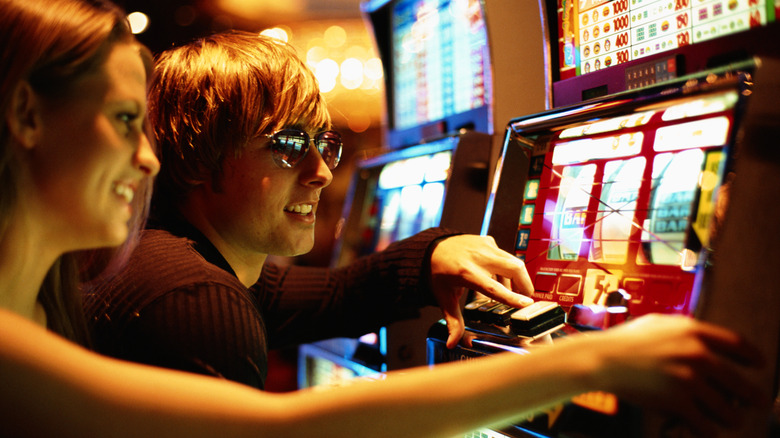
[429,234,534,348]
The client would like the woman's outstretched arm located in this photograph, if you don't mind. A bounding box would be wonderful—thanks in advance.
[0,309,766,438]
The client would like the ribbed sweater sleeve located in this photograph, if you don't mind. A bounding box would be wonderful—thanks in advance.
[255,227,461,348]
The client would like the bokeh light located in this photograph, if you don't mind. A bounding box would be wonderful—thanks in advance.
[127,11,149,34]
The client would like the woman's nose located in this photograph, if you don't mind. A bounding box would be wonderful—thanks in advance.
[135,134,160,176]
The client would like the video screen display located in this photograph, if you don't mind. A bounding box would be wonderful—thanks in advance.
[391,0,491,130]
[507,84,740,318]
[348,138,455,258]
[554,0,778,80]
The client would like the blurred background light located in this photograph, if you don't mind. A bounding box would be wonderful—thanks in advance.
[127,11,149,34]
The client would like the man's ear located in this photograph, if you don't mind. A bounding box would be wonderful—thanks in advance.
[5,81,41,149]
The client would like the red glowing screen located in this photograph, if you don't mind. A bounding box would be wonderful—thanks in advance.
[506,84,740,317]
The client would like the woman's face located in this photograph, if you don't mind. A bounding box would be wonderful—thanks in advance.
[29,43,159,251]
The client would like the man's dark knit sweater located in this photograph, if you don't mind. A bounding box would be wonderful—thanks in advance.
[84,216,456,389]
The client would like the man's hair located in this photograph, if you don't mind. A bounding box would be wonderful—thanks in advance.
[148,30,332,205]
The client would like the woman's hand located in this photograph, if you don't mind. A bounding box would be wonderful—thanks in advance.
[586,314,768,437]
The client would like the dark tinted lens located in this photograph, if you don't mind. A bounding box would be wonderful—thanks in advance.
[271,129,309,168]
[314,131,342,169]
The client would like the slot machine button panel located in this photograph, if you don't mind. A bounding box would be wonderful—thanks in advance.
[509,301,567,337]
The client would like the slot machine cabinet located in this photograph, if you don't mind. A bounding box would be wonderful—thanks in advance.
[430,58,779,437]
[427,0,779,435]
[332,131,492,270]
[362,0,547,176]
[337,131,493,371]
[298,0,550,388]
[298,131,492,388]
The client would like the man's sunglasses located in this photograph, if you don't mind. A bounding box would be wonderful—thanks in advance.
[265,129,342,170]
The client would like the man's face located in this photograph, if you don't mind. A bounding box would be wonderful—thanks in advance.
[196,134,334,259]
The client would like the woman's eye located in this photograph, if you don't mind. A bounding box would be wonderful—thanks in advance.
[118,112,139,124]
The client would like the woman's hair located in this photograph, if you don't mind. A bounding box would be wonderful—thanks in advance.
[148,30,331,208]
[0,0,151,344]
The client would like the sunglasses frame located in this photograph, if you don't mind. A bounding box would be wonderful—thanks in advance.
[265,128,343,170]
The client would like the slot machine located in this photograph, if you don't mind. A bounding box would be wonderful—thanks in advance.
[298,0,549,388]
[427,0,780,437]
[299,131,493,387]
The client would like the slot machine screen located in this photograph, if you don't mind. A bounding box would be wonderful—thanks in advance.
[355,145,452,256]
[390,0,491,130]
[334,130,491,268]
[552,0,777,81]
[484,69,751,323]
[363,0,493,147]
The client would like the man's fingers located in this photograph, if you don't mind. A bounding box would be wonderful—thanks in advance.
[472,276,534,308]
[472,248,534,295]
[440,302,465,349]
[503,258,534,294]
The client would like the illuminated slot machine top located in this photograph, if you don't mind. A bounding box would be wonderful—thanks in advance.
[548,0,779,107]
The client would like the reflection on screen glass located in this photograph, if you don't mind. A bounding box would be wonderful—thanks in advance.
[549,164,596,260]
[370,151,452,252]
[642,149,704,265]
[591,157,646,264]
